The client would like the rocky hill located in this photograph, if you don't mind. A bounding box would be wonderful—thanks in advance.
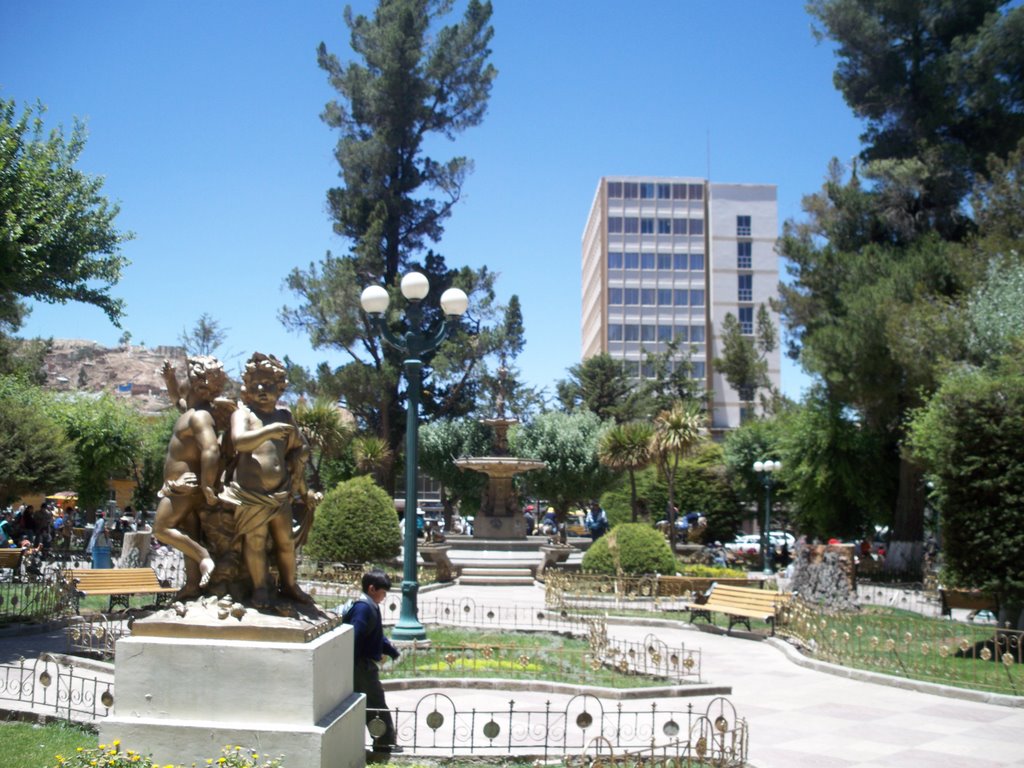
[42,339,187,414]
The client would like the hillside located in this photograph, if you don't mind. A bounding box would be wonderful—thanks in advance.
[42,339,187,414]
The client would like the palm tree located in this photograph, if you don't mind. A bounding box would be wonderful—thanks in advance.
[293,398,355,492]
[353,434,394,488]
[651,402,707,551]
[598,421,654,522]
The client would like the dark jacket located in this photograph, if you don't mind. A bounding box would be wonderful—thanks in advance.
[345,595,399,663]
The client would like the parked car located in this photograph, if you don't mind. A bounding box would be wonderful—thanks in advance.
[724,534,761,554]
[565,511,588,537]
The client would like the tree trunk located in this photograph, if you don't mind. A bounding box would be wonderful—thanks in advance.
[886,456,926,573]
[628,469,638,522]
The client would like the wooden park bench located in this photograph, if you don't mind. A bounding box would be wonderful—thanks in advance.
[63,567,177,613]
[939,588,999,621]
[683,582,792,636]
[0,549,24,580]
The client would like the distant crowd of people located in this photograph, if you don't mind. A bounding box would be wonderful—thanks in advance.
[0,501,150,557]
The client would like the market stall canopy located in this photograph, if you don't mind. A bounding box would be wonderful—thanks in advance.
[46,491,78,501]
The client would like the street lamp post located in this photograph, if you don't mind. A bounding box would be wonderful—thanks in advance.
[753,459,781,575]
[360,273,469,641]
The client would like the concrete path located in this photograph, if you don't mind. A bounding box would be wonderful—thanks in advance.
[2,581,1021,767]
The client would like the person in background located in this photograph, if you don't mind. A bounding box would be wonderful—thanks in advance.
[585,500,609,541]
[344,569,402,755]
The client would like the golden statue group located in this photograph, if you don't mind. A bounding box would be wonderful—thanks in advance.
[155,352,321,613]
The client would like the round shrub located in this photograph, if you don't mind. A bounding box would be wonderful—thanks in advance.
[305,475,401,564]
[580,523,676,575]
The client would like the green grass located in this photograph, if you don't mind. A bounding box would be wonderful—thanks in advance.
[0,720,96,768]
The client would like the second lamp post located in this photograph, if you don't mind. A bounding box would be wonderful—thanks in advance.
[753,459,781,575]
[360,272,468,641]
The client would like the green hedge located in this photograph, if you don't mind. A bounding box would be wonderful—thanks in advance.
[304,476,401,564]
[581,523,676,575]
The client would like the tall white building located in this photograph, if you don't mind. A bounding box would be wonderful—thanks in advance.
[581,176,780,433]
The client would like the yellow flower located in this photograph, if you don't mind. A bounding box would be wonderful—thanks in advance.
[114,740,122,746]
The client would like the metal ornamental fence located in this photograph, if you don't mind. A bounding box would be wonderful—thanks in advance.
[0,654,113,723]
[372,694,746,762]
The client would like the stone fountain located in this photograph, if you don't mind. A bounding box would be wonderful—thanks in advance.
[454,369,544,540]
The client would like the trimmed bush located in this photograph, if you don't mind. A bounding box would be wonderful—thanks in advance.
[305,475,401,564]
[581,523,676,575]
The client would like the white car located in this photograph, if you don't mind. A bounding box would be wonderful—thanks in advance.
[724,534,762,554]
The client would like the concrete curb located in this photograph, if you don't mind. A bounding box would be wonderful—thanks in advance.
[765,636,1024,708]
[383,676,731,700]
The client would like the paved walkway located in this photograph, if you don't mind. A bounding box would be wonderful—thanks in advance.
[2,582,1022,768]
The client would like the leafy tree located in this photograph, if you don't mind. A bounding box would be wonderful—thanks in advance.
[808,0,1024,236]
[293,398,354,492]
[634,340,703,418]
[908,356,1024,624]
[674,443,746,546]
[713,304,778,415]
[179,313,228,357]
[776,161,981,567]
[510,410,615,532]
[597,421,653,522]
[0,333,50,383]
[0,98,131,330]
[0,376,76,504]
[776,386,891,540]
[305,475,401,564]
[966,258,1024,364]
[556,353,636,422]
[282,2,505,486]
[419,417,491,522]
[130,409,176,512]
[651,402,707,551]
[52,392,144,513]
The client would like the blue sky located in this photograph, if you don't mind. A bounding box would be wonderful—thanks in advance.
[1,1,863,401]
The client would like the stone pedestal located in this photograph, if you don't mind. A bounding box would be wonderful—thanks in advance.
[419,544,455,582]
[536,544,574,579]
[101,623,366,768]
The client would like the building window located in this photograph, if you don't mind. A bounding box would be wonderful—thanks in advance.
[624,360,640,376]
[673,253,688,270]
[658,288,673,306]
[674,289,689,306]
[624,288,640,305]
[658,324,674,341]
[607,181,622,198]
[737,215,751,237]
[608,324,623,341]
[624,325,640,341]
[640,182,655,199]
[739,306,754,334]
[692,361,706,379]
[657,253,672,270]
[608,288,623,305]
[607,217,623,234]
[689,218,704,236]
[690,325,705,342]
[737,241,752,269]
[624,182,639,199]
[641,288,656,305]
[608,251,623,269]
[673,218,688,235]
[674,325,689,342]
[738,274,753,302]
[624,218,639,234]
[658,218,672,234]
[641,252,655,270]
[672,183,688,200]
[690,289,705,306]
[624,252,640,269]
[640,218,654,234]
[689,183,704,200]
[690,253,704,271]
[641,324,656,341]
[657,183,671,200]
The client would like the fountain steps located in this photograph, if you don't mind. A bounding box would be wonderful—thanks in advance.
[458,566,536,586]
